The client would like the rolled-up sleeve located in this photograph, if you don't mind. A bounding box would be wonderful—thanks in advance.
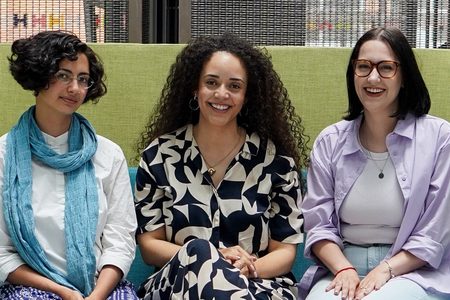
[97,149,137,278]
[401,139,450,269]
[268,155,303,244]
[302,138,343,259]
[0,214,26,282]
[134,140,168,235]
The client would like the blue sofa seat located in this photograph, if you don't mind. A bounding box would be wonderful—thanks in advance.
[126,167,312,288]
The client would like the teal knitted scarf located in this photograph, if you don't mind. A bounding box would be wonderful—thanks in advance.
[2,106,98,296]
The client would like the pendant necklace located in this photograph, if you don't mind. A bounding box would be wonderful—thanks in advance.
[366,150,390,179]
[203,132,243,177]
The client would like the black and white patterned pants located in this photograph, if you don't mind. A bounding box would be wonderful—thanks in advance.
[137,239,297,300]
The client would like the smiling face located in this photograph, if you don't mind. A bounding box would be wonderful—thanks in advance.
[35,53,90,127]
[196,51,247,129]
[354,40,403,117]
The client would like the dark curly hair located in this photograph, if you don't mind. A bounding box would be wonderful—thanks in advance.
[136,33,309,181]
[8,30,106,102]
[344,26,430,120]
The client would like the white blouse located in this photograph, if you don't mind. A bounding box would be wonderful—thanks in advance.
[0,131,137,282]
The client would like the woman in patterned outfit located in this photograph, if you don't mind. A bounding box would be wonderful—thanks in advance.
[0,31,138,299]
[134,33,309,299]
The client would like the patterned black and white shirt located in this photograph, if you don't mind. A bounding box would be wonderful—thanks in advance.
[135,124,303,258]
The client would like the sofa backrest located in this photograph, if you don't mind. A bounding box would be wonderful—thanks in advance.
[2,44,450,165]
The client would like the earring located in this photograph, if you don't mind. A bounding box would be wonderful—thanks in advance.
[238,105,249,128]
[189,94,199,111]
[239,104,249,117]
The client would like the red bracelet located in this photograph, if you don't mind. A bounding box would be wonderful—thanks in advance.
[334,266,357,276]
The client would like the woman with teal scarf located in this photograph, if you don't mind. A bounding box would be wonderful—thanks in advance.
[0,31,138,300]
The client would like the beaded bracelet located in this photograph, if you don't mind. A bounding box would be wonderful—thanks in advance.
[334,266,357,277]
[383,260,395,279]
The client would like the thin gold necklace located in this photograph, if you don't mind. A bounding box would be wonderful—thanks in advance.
[201,131,244,177]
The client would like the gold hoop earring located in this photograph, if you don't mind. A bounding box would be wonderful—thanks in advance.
[189,95,199,111]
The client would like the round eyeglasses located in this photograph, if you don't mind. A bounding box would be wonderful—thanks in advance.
[353,59,400,79]
[54,70,94,89]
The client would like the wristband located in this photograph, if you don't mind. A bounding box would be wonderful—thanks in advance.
[334,266,357,277]
[383,260,395,279]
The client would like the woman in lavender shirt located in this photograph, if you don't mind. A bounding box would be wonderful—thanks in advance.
[299,27,450,300]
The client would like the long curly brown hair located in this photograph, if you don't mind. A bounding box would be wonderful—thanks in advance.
[136,33,309,186]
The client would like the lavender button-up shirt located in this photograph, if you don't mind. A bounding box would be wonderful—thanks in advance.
[298,113,450,299]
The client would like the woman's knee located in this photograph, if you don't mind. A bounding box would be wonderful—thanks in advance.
[363,278,436,300]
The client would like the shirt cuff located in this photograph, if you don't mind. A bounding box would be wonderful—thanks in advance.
[0,256,26,282]
[97,251,135,279]
[402,235,444,269]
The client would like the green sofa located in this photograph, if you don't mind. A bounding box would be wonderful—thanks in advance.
[2,44,450,288]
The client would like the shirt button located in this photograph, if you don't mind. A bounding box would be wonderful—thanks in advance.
[401,176,407,181]
[213,211,220,225]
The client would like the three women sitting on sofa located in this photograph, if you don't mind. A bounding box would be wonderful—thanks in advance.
[1,27,450,300]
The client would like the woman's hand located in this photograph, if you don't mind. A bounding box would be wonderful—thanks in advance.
[325,268,360,300]
[219,245,257,278]
[6,265,84,300]
[85,295,103,300]
[355,263,391,299]
[239,260,258,279]
[354,251,426,299]
[83,265,123,300]
[311,241,360,299]
[59,288,84,300]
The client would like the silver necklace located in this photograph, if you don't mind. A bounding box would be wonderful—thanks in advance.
[366,150,390,179]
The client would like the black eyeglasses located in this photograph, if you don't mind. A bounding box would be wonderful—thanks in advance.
[352,59,400,79]
[54,70,94,89]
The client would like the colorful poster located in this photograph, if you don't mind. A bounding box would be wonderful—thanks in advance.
[0,0,104,42]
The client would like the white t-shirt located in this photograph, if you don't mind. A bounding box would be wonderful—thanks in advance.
[0,131,137,282]
[339,150,404,245]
